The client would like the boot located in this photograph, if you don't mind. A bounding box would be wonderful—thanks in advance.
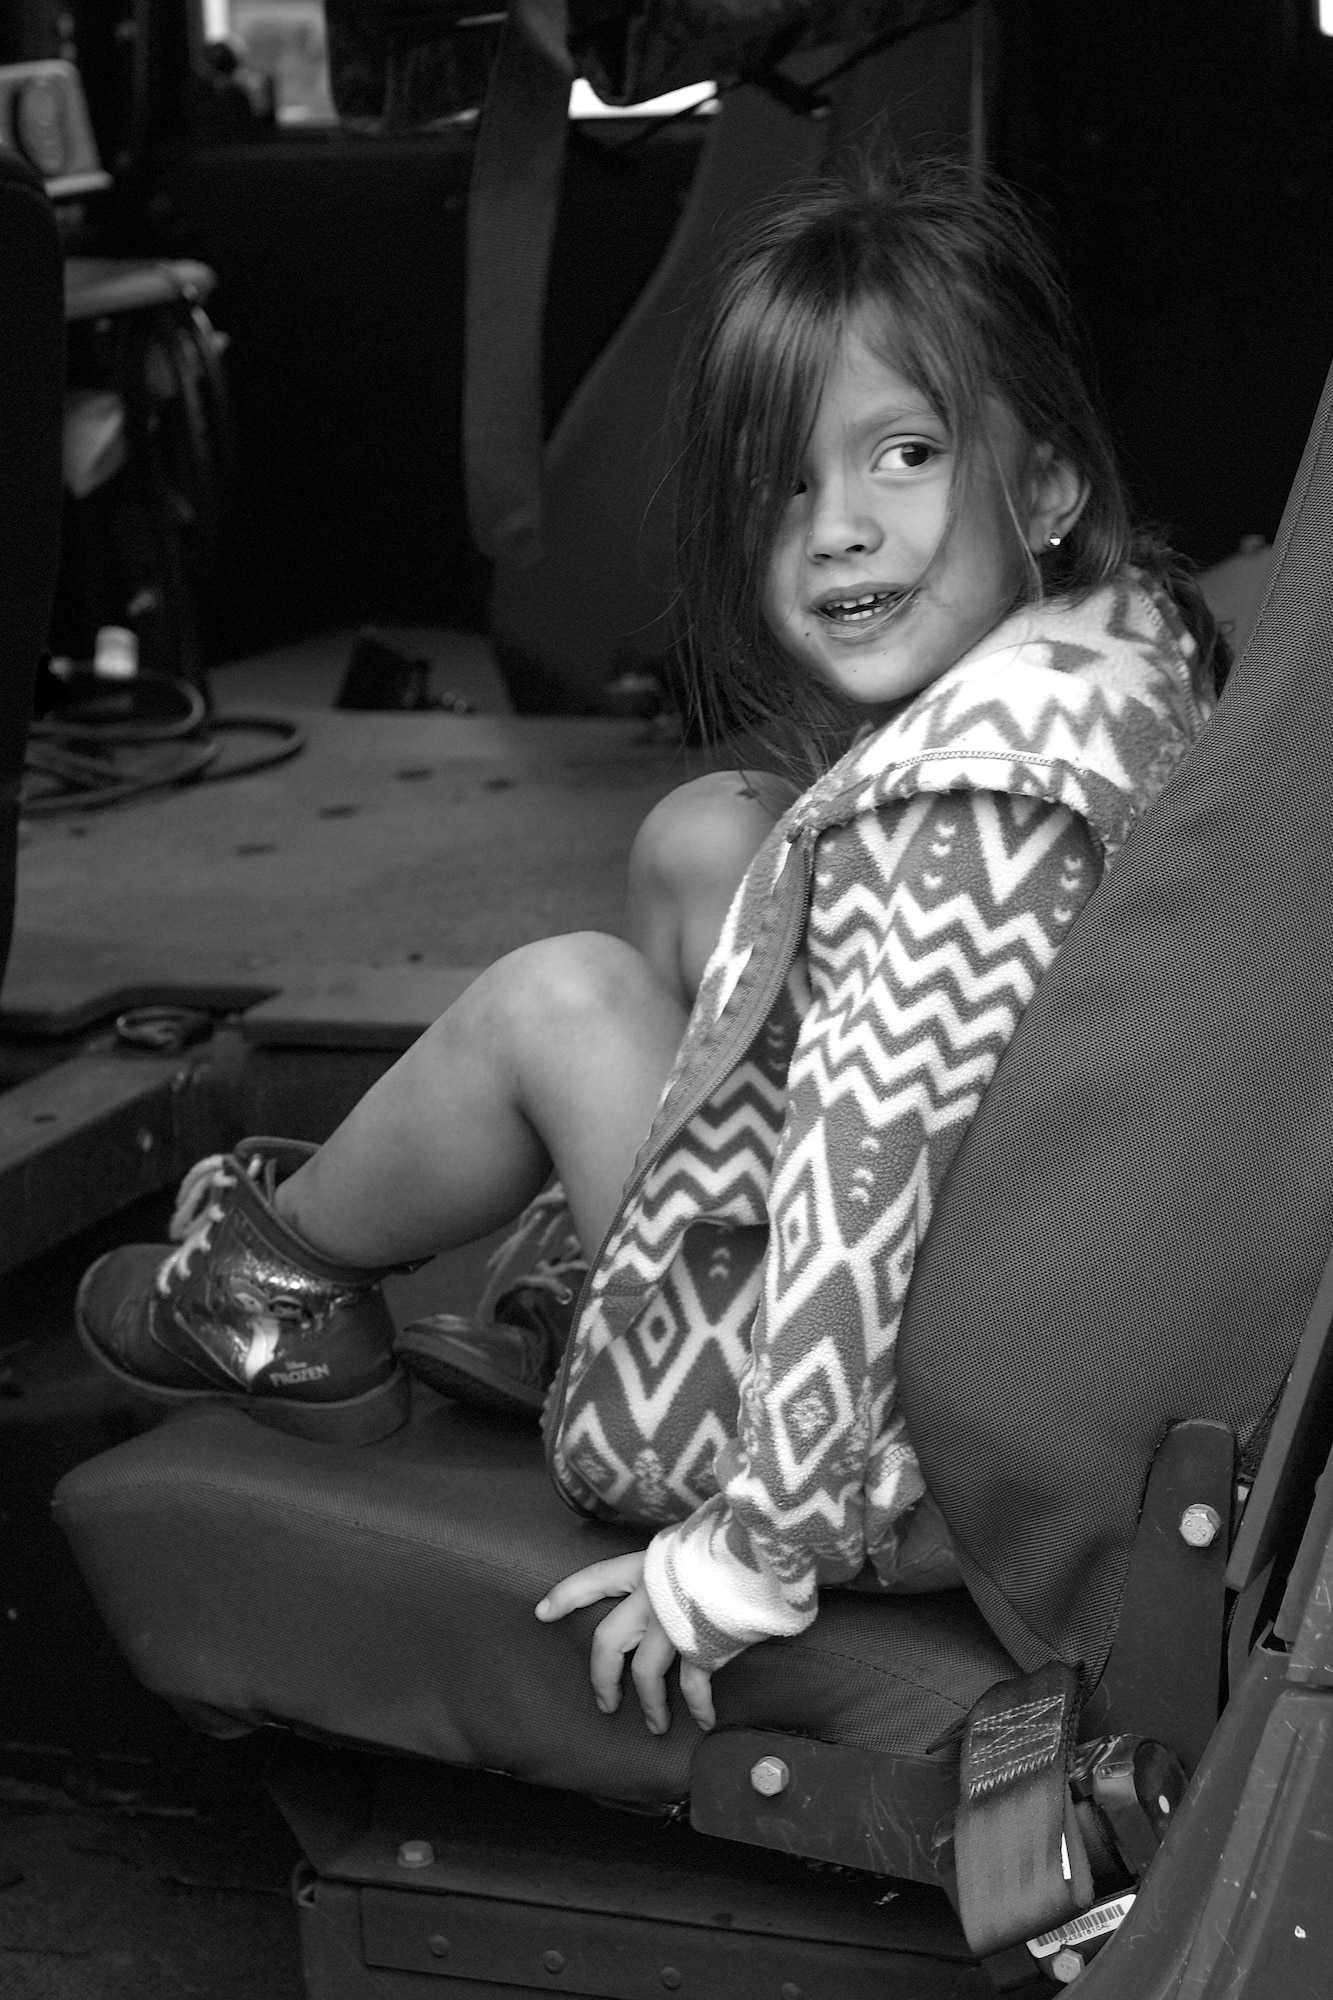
[394,1183,585,1419]
[77,1138,411,1444]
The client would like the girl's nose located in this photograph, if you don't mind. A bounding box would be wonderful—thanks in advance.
[805,479,883,561]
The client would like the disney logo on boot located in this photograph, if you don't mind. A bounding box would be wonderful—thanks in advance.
[268,1361,333,1386]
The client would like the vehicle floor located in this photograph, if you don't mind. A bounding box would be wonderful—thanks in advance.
[9,624,714,993]
[0,1745,302,2000]
[0,627,716,2000]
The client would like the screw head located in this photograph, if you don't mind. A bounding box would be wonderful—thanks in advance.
[1050,1947,1085,1983]
[750,1755,791,1797]
[542,1950,565,1974]
[781,1985,803,2000]
[427,1934,449,1958]
[1179,1503,1222,1548]
[396,1839,434,1869]
[660,1971,682,1991]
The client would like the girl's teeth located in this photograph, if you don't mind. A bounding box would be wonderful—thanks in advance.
[822,591,897,622]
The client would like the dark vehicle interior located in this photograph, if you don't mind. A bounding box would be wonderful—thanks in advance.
[3,4,1333,1998]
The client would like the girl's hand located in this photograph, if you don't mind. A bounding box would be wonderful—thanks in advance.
[535,1553,715,1735]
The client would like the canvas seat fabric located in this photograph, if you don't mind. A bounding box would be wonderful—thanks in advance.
[897,359,1333,1685]
[54,1389,1013,1819]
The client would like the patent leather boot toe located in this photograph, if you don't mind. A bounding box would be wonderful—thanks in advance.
[77,1138,410,1443]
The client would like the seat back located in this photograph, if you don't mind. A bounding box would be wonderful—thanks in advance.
[898,353,1333,1690]
[0,150,64,988]
[486,13,988,710]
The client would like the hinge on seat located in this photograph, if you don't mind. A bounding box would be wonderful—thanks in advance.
[1082,1417,1235,1773]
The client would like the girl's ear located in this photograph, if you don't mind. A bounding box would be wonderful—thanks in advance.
[1024,443,1088,552]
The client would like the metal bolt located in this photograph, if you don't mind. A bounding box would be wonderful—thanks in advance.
[542,1950,565,1974]
[427,1935,450,1958]
[660,1971,682,1992]
[750,1755,791,1797]
[1050,1948,1085,1983]
[1179,1503,1222,1548]
[396,1839,434,1869]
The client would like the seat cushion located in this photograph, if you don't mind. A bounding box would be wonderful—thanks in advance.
[54,1389,1013,1811]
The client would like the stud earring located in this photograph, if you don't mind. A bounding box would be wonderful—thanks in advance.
[1047,533,1063,549]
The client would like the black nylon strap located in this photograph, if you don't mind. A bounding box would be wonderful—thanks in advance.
[463,0,575,568]
[955,1661,1093,1959]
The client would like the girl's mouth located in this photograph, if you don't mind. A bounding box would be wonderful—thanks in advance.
[814,586,916,629]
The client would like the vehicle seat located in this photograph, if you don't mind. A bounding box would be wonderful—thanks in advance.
[55,1392,1012,1864]
[0,150,64,987]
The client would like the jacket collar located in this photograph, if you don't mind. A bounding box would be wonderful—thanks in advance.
[787,569,1210,857]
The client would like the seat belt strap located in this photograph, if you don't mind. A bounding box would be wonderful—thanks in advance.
[463,0,574,569]
[955,1659,1094,1962]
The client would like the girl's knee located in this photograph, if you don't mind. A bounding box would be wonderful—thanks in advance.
[629,771,798,907]
[452,932,661,1052]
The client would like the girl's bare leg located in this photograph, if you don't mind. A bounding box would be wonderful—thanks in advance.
[275,932,686,1268]
[274,768,800,1270]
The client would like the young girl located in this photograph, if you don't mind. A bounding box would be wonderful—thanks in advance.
[78,160,1225,1743]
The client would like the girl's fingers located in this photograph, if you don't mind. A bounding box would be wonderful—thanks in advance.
[679,1659,716,1732]
[628,1619,677,1735]
[543,1568,714,1738]
[588,1589,652,1713]
[535,1551,646,1621]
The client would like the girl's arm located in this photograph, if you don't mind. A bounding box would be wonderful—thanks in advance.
[642,788,1105,1674]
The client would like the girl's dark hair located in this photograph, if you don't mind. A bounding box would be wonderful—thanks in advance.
[674,158,1229,781]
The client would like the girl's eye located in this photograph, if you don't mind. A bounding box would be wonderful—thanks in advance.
[874,439,939,473]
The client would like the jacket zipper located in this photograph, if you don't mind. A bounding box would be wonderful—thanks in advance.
[544,824,817,1499]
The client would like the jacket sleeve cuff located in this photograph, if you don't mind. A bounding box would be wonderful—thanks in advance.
[642,1498,815,1673]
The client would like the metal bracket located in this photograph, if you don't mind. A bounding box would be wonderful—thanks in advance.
[1085,1418,1234,1772]
[689,1727,958,1882]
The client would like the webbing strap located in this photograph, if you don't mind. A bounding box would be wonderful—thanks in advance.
[955,1660,1093,1961]
[463,0,574,569]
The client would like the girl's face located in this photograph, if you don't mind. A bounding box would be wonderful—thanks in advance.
[764,325,1041,718]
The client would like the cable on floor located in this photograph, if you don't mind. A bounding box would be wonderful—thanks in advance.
[22,671,304,818]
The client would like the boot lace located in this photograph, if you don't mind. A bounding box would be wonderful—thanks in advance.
[155,1152,250,1292]
[479,1182,586,1317]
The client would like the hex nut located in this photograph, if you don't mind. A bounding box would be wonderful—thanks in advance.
[1178,1503,1222,1548]
[749,1755,791,1797]
[1050,1948,1085,1983]
[396,1839,434,1869]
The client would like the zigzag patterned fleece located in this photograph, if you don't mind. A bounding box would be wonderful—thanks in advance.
[545,570,1212,1671]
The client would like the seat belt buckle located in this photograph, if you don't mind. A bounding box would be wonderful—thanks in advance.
[1069,1732,1187,1877]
